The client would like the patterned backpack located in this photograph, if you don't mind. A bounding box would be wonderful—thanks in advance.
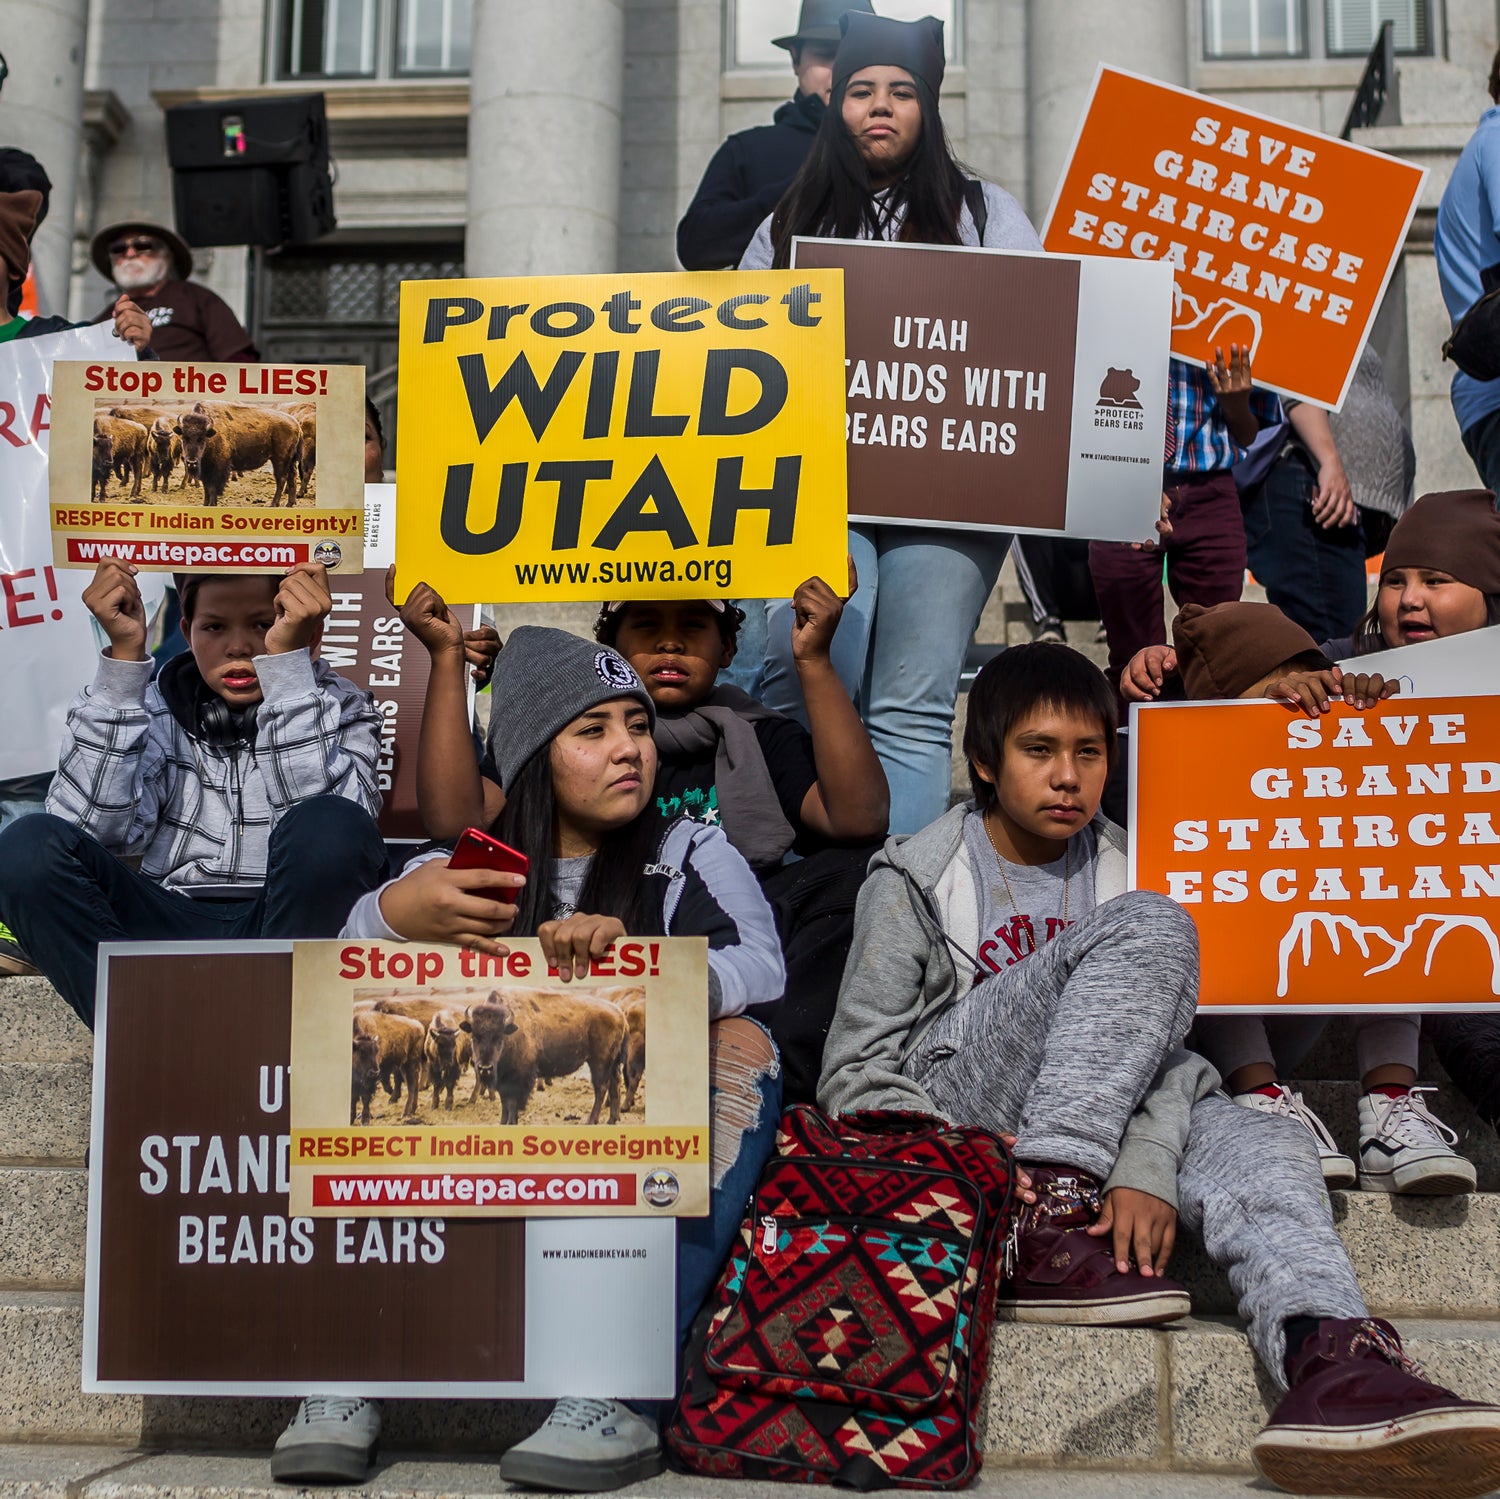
[664,1105,1014,1489]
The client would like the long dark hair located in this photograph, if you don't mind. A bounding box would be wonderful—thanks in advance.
[1349,589,1500,654]
[492,745,661,937]
[769,70,969,269]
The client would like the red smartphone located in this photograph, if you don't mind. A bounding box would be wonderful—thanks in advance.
[448,827,530,878]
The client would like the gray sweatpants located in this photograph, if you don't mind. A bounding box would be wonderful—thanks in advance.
[1180,1091,1367,1387]
[905,889,1200,1180]
[902,890,1368,1388]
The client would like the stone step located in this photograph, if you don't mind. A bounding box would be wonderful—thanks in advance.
[0,1061,90,1165]
[0,1166,86,1289]
[5,1287,1500,1471]
[7,1157,1500,1324]
[0,976,90,1064]
[1174,1188,1500,1319]
[0,1443,1279,1499]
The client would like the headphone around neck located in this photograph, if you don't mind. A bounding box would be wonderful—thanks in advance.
[196,687,258,749]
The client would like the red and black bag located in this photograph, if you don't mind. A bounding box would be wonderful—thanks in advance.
[664,1105,1014,1489]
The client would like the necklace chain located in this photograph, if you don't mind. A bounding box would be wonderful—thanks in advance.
[982,811,1071,927]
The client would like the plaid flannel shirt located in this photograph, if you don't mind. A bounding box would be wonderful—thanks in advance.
[1167,357,1283,478]
[47,648,382,891]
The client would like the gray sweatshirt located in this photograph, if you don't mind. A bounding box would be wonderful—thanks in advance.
[817,803,1219,1208]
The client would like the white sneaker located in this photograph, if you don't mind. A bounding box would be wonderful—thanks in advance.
[1358,1087,1477,1195]
[270,1394,380,1482]
[1233,1084,1356,1189]
[499,1397,662,1492]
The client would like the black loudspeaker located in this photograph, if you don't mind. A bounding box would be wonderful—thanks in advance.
[165,93,336,250]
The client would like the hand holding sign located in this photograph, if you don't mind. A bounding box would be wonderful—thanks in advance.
[81,560,149,662]
[110,296,153,354]
[265,561,333,656]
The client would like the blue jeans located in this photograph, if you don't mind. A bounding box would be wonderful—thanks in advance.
[625,1017,780,1416]
[1242,451,1368,645]
[675,1017,781,1344]
[0,797,388,1028]
[1462,405,1500,496]
[757,526,1011,835]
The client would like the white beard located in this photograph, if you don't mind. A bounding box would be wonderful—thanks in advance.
[113,255,169,292]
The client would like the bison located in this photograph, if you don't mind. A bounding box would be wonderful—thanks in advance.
[605,988,647,1112]
[289,403,316,497]
[92,415,148,500]
[425,1008,474,1111]
[146,416,182,493]
[462,997,526,1118]
[485,986,631,1126]
[352,1010,425,1120]
[174,402,301,507]
[351,1027,381,1125]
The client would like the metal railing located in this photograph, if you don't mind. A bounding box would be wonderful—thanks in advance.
[1340,19,1397,138]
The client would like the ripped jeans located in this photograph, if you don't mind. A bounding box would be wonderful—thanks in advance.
[676,1016,782,1343]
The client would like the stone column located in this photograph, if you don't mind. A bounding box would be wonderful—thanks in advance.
[1025,0,1189,224]
[2,0,89,314]
[465,0,625,276]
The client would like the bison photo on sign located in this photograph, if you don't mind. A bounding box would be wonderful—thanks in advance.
[349,983,648,1128]
[289,938,711,1219]
[48,360,366,575]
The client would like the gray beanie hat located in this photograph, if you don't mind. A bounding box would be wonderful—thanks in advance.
[485,626,656,792]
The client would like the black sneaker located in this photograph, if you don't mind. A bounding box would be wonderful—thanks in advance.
[1033,617,1066,644]
[0,921,37,977]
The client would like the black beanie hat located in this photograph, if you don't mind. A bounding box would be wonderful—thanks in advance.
[833,11,945,95]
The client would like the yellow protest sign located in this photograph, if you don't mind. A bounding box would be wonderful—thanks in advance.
[395,272,848,603]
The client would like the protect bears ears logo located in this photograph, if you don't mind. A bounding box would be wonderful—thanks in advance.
[1096,367,1143,410]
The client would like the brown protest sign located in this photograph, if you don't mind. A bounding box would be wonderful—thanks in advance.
[84,946,676,1396]
[791,239,1172,543]
[323,485,477,841]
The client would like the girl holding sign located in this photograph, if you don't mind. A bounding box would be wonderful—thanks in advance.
[272,617,785,1490]
[737,10,1042,834]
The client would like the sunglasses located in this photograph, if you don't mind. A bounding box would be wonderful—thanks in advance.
[108,237,164,258]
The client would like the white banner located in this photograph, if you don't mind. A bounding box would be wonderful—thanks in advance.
[1337,626,1500,700]
[0,324,164,780]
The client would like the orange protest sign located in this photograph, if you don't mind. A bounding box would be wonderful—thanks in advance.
[1131,697,1500,1012]
[1042,67,1425,409]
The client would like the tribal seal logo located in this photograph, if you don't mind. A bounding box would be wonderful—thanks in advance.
[312,541,342,567]
[642,1168,680,1208]
[594,650,640,691]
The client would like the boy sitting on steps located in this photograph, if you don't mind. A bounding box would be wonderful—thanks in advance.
[819,641,1500,1499]
[0,560,387,1028]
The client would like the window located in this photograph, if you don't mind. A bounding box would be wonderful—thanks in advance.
[727,0,960,71]
[276,0,470,80]
[1324,0,1430,55]
[1202,0,1306,58]
[1201,0,1433,58]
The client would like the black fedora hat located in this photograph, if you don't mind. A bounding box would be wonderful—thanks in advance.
[90,219,193,282]
[773,0,875,52]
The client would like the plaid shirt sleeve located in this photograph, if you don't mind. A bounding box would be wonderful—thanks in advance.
[44,653,169,854]
[251,650,383,820]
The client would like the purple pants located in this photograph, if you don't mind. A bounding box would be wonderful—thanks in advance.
[1088,471,1248,684]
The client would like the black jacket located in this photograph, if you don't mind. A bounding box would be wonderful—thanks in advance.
[676,92,824,270]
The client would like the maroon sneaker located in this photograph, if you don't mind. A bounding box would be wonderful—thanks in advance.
[1254,1317,1500,1498]
[995,1166,1191,1326]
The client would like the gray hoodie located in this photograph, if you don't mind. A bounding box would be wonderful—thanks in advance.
[817,803,1219,1208]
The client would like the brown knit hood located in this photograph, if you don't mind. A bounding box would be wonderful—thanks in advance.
[1172,602,1330,701]
[1380,489,1500,595]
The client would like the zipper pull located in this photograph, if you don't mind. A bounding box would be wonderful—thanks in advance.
[759,1214,778,1255]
